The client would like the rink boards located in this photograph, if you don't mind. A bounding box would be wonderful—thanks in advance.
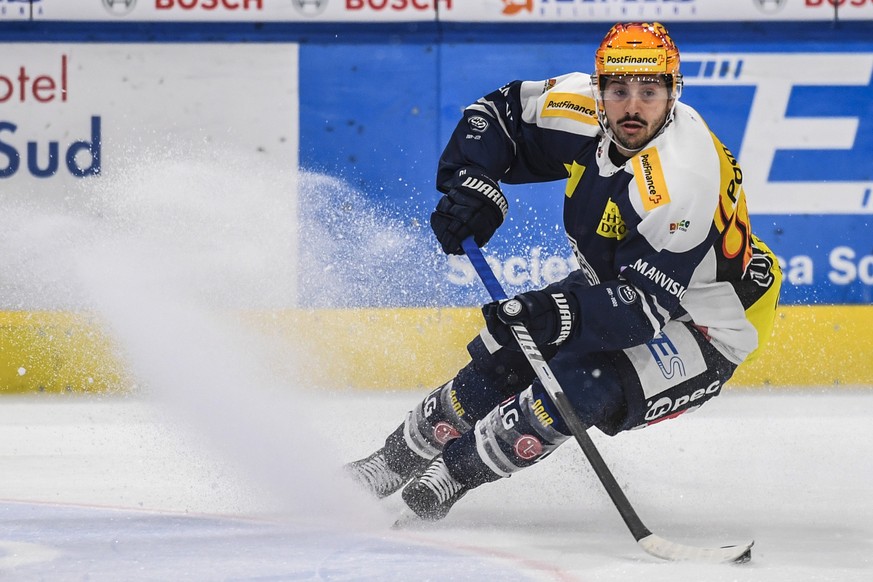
[0,22,871,391]
[1,305,871,393]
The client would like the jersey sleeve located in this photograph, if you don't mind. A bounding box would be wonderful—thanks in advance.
[437,73,600,192]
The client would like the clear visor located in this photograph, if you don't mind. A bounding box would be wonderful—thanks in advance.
[598,75,676,102]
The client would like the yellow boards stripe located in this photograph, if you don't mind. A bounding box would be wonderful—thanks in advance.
[2,307,871,392]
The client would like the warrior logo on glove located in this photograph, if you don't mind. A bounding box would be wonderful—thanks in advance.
[430,167,508,255]
[485,290,579,350]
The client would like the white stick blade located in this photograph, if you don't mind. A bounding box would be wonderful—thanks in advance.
[638,534,754,563]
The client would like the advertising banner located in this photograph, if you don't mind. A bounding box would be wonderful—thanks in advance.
[2,31,871,312]
[18,0,442,22]
[443,0,873,22]
[299,41,873,307]
[9,0,872,23]
[0,43,299,308]
[436,49,872,305]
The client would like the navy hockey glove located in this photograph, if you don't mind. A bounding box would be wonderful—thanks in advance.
[430,168,508,255]
[482,290,579,350]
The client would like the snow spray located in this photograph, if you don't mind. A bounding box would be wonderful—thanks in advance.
[0,146,433,528]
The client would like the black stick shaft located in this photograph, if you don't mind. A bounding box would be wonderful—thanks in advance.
[461,237,652,542]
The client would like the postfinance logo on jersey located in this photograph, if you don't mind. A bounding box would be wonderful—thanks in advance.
[597,198,627,240]
[541,92,597,125]
[632,147,670,211]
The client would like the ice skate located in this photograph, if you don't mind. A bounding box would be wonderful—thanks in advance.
[399,455,469,522]
[345,449,412,499]
[345,423,432,499]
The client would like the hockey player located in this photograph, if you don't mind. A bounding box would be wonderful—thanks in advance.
[346,22,782,521]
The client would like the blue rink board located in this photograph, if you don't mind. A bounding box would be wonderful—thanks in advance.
[299,35,873,307]
[2,20,871,307]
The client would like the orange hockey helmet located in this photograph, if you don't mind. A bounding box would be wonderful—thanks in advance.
[593,22,683,97]
[595,22,681,77]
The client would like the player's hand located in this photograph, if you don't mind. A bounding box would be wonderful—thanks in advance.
[430,168,507,255]
[482,290,578,350]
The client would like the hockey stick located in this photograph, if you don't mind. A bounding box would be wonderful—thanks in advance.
[461,237,753,563]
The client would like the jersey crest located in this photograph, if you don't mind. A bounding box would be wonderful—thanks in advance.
[597,198,627,240]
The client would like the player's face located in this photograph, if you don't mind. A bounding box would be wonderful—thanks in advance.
[601,76,672,154]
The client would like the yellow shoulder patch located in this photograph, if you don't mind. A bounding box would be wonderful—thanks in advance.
[631,147,670,211]
[541,92,598,125]
[564,161,586,198]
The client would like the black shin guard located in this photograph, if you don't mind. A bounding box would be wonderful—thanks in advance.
[443,386,570,487]
[401,380,474,461]
[382,423,429,477]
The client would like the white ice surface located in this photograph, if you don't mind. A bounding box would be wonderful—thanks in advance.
[1,137,867,580]
[1,388,871,582]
